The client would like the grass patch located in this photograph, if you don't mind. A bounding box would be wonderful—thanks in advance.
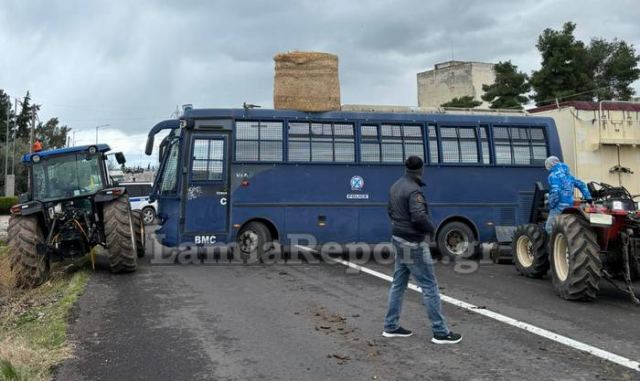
[0,248,90,381]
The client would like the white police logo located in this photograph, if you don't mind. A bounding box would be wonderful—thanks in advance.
[350,175,364,191]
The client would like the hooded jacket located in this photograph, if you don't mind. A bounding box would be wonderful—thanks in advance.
[547,162,591,212]
[387,171,435,243]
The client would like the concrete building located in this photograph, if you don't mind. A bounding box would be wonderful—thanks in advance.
[529,101,640,194]
[417,61,495,108]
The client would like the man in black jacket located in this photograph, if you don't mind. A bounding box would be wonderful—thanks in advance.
[382,156,462,344]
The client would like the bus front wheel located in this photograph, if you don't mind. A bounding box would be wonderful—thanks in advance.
[436,221,476,260]
[236,222,272,263]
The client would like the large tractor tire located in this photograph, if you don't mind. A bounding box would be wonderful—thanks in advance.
[512,224,549,278]
[549,214,601,301]
[236,221,272,263]
[103,195,137,272]
[132,210,146,258]
[7,215,49,288]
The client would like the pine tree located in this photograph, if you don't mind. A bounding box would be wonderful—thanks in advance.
[530,22,594,105]
[481,61,530,109]
[440,96,482,108]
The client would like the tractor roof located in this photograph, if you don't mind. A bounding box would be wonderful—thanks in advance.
[22,144,111,163]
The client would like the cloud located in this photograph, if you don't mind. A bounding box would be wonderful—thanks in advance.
[0,0,638,157]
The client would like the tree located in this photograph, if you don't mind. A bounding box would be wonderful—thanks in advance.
[589,38,640,101]
[35,118,70,149]
[0,89,14,144]
[440,96,482,108]
[530,22,640,105]
[15,92,40,139]
[530,22,594,105]
[482,61,531,109]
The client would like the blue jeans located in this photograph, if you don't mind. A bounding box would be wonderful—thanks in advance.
[545,209,560,234]
[383,237,449,336]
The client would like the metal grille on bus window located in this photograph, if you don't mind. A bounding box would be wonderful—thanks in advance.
[236,141,259,161]
[459,128,479,163]
[531,128,548,165]
[360,125,380,162]
[288,122,311,162]
[440,127,459,163]
[380,124,403,162]
[428,126,439,163]
[192,139,224,181]
[311,123,333,162]
[261,122,283,140]
[381,143,403,162]
[333,124,355,162]
[402,126,424,160]
[381,124,402,137]
[480,126,490,164]
[494,127,512,165]
[236,121,259,140]
[511,128,531,165]
[260,141,283,161]
[236,121,283,162]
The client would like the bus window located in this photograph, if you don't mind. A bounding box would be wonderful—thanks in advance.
[494,127,513,165]
[480,126,491,164]
[159,140,179,194]
[360,125,380,162]
[235,121,283,162]
[402,125,424,160]
[192,139,224,181]
[288,122,355,163]
[494,126,549,166]
[428,125,439,164]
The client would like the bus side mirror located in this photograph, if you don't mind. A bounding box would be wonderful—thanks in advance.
[115,152,126,165]
[145,136,154,155]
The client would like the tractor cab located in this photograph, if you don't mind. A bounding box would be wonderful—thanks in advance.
[21,145,121,203]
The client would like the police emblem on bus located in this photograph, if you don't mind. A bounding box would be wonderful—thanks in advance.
[350,176,364,191]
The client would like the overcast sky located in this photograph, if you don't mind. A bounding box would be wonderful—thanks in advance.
[1,0,639,164]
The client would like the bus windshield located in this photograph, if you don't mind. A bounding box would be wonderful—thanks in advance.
[32,154,104,201]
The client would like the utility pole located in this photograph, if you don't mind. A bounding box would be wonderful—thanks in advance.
[11,98,17,175]
[95,123,109,144]
[4,96,9,183]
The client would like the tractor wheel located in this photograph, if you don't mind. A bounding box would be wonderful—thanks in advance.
[549,214,601,301]
[512,224,549,278]
[7,215,49,288]
[132,210,146,258]
[103,195,137,272]
[236,222,272,263]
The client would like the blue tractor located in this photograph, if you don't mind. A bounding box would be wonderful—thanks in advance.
[7,145,145,288]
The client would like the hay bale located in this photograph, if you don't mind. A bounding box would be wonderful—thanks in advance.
[273,51,341,112]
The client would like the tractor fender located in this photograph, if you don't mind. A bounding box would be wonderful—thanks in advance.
[560,207,590,222]
[94,187,128,203]
[10,201,44,217]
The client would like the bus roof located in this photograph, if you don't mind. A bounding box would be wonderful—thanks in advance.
[179,107,555,125]
[22,144,111,163]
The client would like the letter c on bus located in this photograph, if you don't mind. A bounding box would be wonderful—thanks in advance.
[220,197,227,206]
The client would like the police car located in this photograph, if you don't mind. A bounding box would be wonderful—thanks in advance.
[121,182,157,224]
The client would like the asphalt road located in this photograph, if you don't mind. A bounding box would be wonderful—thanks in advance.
[54,246,640,380]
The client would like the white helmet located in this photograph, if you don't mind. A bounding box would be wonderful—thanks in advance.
[545,156,560,171]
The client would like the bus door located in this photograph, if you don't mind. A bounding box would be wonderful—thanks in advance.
[183,132,230,238]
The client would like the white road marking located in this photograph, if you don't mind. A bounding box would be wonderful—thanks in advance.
[330,257,640,373]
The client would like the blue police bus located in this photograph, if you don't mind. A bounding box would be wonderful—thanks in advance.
[144,107,561,259]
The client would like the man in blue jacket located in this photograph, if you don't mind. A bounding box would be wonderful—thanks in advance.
[545,156,592,234]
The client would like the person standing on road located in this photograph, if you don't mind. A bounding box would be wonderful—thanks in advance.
[383,156,462,345]
[544,156,592,234]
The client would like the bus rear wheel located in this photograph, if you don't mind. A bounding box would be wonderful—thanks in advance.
[437,221,476,260]
[237,222,272,263]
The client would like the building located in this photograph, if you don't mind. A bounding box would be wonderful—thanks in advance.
[529,101,640,194]
[417,61,495,108]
